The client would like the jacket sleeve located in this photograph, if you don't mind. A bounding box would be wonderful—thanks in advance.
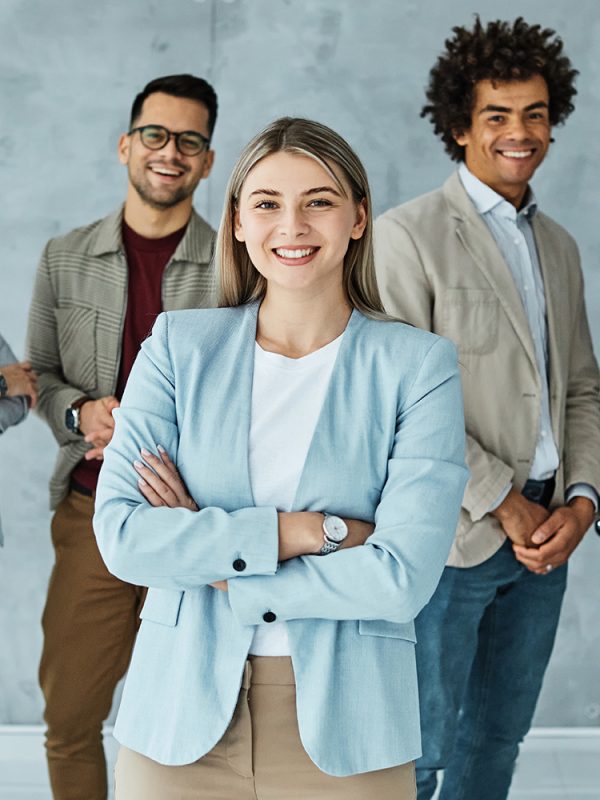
[374,212,513,522]
[26,244,87,444]
[227,337,469,625]
[561,261,600,494]
[93,313,280,589]
[0,334,28,434]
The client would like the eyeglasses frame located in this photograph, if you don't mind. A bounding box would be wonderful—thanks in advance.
[128,124,211,156]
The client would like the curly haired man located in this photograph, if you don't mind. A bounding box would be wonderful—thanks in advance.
[375,17,600,800]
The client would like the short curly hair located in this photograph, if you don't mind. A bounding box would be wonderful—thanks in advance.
[422,16,578,161]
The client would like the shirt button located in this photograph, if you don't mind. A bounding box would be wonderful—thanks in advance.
[263,611,277,623]
[232,558,246,572]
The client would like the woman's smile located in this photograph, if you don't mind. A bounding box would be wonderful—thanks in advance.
[272,245,321,266]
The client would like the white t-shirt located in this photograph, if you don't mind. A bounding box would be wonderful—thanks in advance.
[248,333,343,656]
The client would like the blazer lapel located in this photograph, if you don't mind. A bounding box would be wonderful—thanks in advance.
[291,310,366,513]
[532,214,566,412]
[443,173,537,373]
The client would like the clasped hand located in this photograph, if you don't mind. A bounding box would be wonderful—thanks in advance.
[492,488,595,575]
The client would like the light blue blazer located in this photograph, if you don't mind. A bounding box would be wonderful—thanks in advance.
[94,302,468,776]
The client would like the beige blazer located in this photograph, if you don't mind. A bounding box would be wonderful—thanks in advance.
[374,171,600,568]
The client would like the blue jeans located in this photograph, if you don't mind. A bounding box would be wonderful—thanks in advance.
[415,539,567,800]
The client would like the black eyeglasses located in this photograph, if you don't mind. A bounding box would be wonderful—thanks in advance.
[128,124,211,156]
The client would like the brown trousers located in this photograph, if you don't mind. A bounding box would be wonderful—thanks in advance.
[115,656,416,800]
[39,490,145,800]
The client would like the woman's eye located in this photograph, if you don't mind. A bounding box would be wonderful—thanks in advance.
[255,201,278,209]
[309,199,333,207]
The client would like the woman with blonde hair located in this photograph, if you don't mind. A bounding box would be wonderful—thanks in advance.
[94,117,468,799]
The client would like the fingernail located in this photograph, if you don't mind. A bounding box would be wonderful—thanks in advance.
[157,444,166,453]
[138,478,147,487]
[140,448,152,458]
[532,533,544,544]
[134,460,145,470]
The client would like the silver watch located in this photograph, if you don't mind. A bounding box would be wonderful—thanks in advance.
[319,514,348,555]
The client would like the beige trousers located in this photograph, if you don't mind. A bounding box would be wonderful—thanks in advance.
[39,490,146,800]
[115,656,416,799]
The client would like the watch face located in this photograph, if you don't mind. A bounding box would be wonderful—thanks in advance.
[65,407,79,433]
[0,373,7,398]
[323,515,348,543]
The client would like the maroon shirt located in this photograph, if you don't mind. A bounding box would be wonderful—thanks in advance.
[71,220,187,492]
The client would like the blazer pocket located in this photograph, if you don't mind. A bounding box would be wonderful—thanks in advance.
[54,306,98,393]
[358,619,416,643]
[140,588,184,627]
[442,289,499,355]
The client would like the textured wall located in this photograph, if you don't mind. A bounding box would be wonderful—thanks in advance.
[0,0,599,726]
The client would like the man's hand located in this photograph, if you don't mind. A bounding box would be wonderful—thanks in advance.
[491,487,550,546]
[1,361,38,408]
[80,396,120,459]
[513,497,596,574]
[134,445,199,512]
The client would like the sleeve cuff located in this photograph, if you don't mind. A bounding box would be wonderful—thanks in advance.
[486,482,513,514]
[565,482,599,512]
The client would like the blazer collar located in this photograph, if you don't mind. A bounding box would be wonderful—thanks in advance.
[442,172,537,372]
[88,205,214,263]
[531,213,565,398]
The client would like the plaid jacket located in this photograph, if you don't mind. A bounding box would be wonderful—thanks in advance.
[27,206,216,509]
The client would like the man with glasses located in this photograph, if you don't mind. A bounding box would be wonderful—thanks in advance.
[27,74,217,800]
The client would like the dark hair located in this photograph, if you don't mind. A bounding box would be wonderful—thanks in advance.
[422,16,578,161]
[130,74,218,138]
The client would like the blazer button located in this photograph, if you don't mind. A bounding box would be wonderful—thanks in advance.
[232,558,247,572]
[263,611,277,623]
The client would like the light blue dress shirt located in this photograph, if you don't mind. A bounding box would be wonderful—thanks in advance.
[458,164,597,511]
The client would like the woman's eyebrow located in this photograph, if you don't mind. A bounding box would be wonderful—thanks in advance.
[302,186,342,197]
[248,186,342,198]
[248,188,281,197]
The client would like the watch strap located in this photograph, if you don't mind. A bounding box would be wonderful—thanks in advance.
[319,536,342,556]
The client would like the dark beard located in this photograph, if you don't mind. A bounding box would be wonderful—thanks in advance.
[132,178,194,211]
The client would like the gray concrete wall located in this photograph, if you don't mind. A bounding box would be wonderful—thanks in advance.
[0,0,598,726]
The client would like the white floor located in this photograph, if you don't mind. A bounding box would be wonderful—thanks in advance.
[0,727,599,799]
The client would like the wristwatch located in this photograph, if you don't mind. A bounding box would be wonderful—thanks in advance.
[319,514,348,555]
[0,371,7,399]
[65,397,88,436]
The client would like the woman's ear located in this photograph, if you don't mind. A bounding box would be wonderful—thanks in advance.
[350,198,368,240]
[234,206,245,242]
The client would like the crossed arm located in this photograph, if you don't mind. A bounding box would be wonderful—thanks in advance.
[133,445,374,591]
[93,314,468,624]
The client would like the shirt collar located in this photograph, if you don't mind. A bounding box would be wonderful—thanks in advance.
[458,163,537,222]
[88,206,214,263]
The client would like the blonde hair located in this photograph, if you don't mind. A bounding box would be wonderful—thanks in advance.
[216,117,387,318]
